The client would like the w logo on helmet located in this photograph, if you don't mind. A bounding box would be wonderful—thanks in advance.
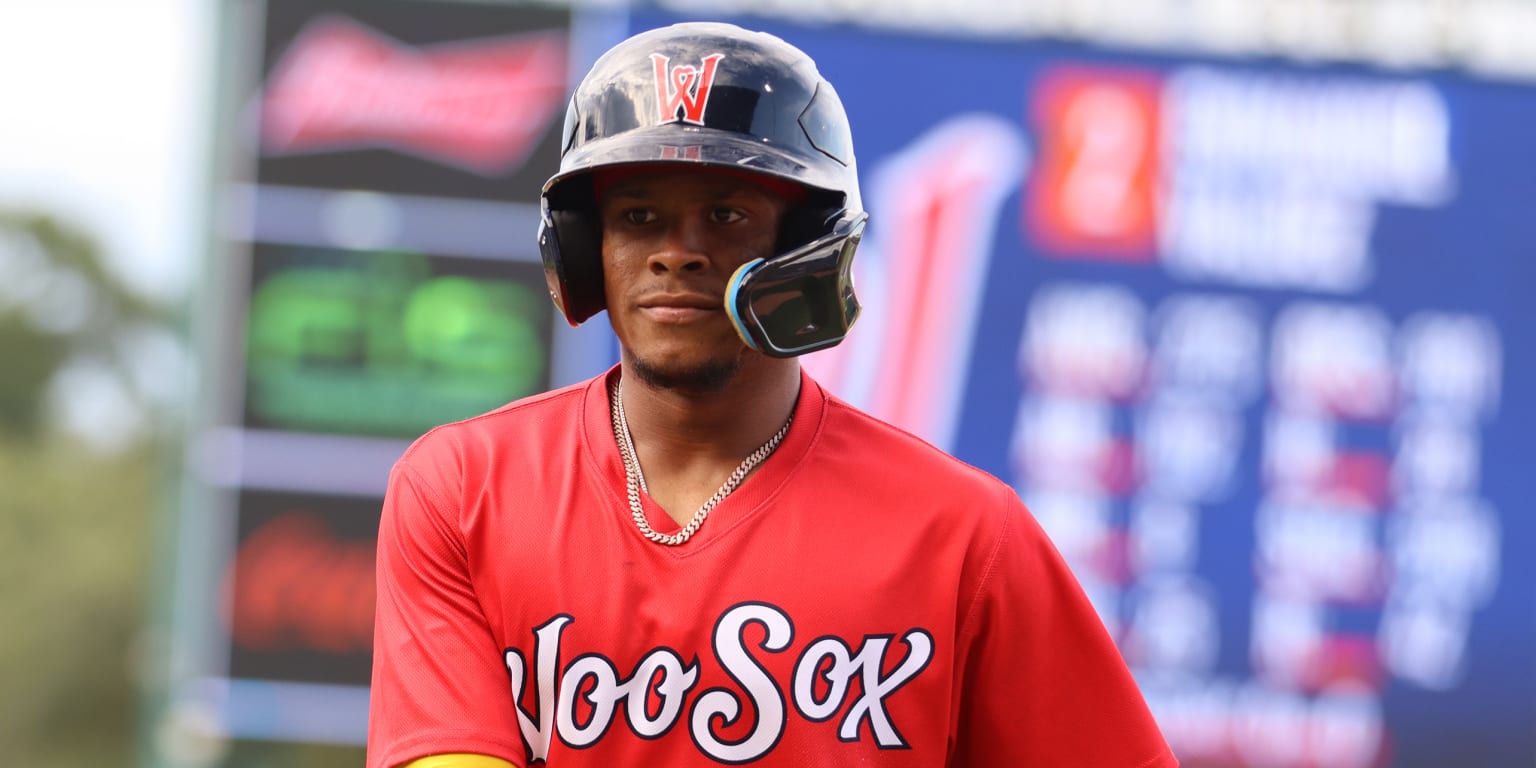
[651,52,724,126]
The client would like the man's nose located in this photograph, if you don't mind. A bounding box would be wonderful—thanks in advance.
[647,217,710,274]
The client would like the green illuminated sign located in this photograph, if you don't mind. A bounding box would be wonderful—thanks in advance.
[244,250,548,437]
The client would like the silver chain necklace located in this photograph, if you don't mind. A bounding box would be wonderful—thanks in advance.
[610,379,792,546]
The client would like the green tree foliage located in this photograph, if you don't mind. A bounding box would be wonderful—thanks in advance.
[219,741,367,767]
[0,213,371,767]
[0,212,170,765]
[0,212,172,436]
[0,435,157,765]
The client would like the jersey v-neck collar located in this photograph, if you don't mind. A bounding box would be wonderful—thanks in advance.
[578,365,826,555]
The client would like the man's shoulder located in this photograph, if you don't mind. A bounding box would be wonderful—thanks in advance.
[817,393,1015,502]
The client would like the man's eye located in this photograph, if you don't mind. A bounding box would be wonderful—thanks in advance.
[622,209,656,225]
[711,207,743,224]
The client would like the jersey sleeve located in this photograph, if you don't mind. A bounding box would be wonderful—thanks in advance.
[948,485,1179,767]
[367,452,528,768]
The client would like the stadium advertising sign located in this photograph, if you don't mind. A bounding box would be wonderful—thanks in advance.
[243,244,550,438]
[224,489,381,686]
[253,0,570,201]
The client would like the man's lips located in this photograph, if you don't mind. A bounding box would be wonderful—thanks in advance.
[637,293,722,323]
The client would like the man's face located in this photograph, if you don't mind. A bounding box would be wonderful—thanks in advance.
[599,167,790,391]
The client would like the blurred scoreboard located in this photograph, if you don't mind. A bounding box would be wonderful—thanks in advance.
[700,12,1530,768]
[180,1,1534,765]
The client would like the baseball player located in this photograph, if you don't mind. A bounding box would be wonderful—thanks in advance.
[367,21,1178,768]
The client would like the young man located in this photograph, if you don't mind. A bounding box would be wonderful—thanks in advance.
[367,21,1178,768]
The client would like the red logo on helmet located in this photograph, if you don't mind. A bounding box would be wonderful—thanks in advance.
[659,144,703,160]
[651,52,725,126]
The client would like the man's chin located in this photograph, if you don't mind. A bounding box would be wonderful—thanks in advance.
[628,354,741,394]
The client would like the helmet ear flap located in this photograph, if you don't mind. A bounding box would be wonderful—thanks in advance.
[539,205,606,325]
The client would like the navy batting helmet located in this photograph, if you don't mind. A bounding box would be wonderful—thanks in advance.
[537,22,866,358]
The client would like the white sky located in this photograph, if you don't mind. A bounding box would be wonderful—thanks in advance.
[0,0,212,304]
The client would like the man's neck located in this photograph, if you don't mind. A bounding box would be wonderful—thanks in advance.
[619,357,799,456]
[615,357,801,524]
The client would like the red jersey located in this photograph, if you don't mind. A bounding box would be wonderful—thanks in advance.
[368,367,1177,768]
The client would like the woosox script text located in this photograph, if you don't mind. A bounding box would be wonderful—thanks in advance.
[503,601,935,762]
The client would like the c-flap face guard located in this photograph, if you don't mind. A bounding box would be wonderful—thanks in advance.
[727,212,867,358]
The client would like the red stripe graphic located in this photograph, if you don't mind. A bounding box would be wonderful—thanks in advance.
[805,114,1027,449]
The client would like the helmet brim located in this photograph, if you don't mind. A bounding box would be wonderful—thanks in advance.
[542,125,850,210]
